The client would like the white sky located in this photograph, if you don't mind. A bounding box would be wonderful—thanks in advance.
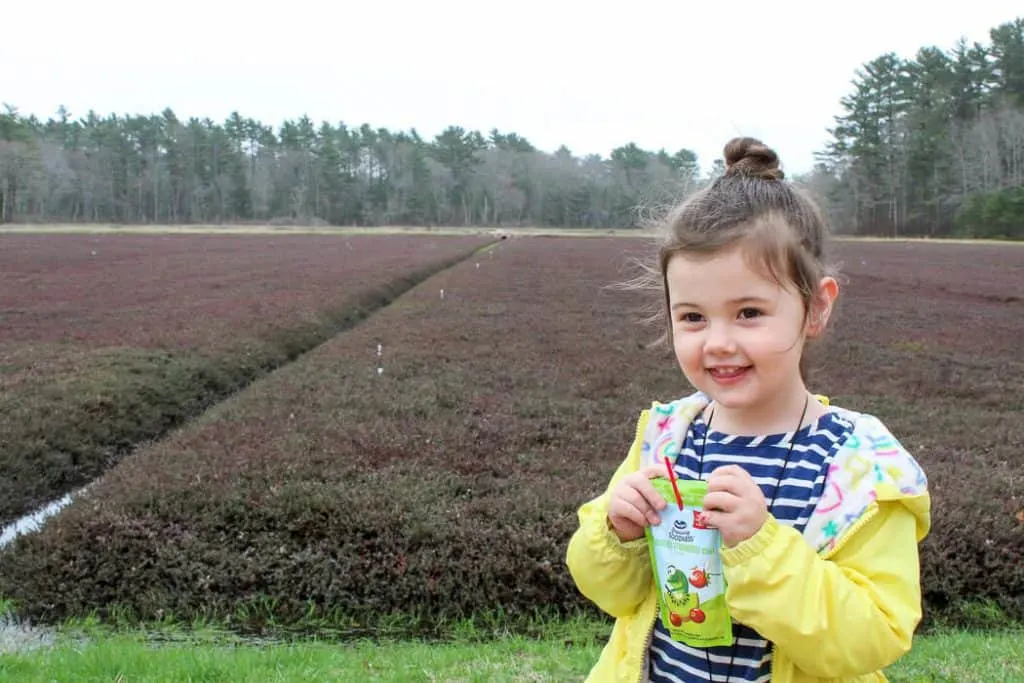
[3,1,1021,174]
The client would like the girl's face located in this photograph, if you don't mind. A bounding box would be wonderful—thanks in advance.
[665,243,836,428]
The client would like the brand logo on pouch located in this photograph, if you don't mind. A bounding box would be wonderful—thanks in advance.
[669,518,693,543]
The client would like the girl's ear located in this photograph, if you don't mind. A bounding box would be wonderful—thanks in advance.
[808,276,839,337]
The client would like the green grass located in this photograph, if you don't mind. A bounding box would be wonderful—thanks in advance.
[2,616,1020,682]
[890,631,1024,682]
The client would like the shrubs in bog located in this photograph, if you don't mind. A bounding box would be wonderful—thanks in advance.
[0,238,1020,633]
[0,236,486,527]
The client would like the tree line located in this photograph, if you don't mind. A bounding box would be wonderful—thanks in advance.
[1,16,1022,237]
[0,107,699,230]
[812,16,1024,238]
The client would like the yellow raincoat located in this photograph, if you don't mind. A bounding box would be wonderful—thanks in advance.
[566,393,931,683]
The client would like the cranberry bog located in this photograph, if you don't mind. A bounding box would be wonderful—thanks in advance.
[0,234,1020,638]
[0,232,492,527]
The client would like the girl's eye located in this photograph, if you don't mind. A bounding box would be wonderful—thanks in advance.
[739,308,763,319]
[679,312,703,324]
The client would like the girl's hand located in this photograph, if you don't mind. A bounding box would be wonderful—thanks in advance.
[703,465,768,547]
[606,464,668,542]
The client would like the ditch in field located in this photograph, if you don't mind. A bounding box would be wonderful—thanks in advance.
[0,238,500,538]
[1,237,508,654]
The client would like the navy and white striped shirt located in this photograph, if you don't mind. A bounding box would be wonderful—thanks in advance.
[648,409,853,683]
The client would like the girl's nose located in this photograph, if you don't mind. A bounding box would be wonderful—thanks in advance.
[704,322,736,354]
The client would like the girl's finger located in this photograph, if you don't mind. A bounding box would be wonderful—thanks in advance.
[643,463,668,479]
[635,476,668,513]
[700,510,722,530]
[609,498,651,528]
[621,486,661,525]
[707,471,744,494]
[614,499,655,532]
[703,490,739,513]
[709,464,745,478]
[710,465,755,487]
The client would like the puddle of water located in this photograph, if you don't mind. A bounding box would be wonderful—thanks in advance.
[0,487,89,550]
[0,487,96,654]
[0,615,58,655]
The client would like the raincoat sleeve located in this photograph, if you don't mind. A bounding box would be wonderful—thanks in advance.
[565,412,653,618]
[721,498,929,678]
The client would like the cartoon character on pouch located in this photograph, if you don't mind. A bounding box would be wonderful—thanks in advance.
[663,563,720,627]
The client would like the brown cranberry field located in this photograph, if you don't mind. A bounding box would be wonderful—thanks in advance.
[0,234,1020,635]
[0,233,491,526]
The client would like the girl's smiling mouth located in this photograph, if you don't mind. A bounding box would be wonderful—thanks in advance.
[707,366,752,384]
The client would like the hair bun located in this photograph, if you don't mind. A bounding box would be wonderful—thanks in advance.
[723,137,784,181]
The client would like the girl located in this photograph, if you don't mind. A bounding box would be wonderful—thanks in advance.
[566,138,931,683]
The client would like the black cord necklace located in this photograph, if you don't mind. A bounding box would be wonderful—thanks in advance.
[695,394,810,683]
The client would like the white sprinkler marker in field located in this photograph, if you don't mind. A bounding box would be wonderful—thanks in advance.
[440,289,445,300]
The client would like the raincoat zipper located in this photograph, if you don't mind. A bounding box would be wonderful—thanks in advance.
[763,503,882,681]
[630,408,656,683]
[637,608,658,683]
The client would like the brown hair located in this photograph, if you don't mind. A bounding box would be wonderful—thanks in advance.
[625,137,838,378]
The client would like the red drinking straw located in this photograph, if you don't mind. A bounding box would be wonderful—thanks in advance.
[663,456,684,508]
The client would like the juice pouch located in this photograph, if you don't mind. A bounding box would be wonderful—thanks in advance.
[644,477,734,648]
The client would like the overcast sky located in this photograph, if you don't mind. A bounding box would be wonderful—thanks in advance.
[3,1,1021,174]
